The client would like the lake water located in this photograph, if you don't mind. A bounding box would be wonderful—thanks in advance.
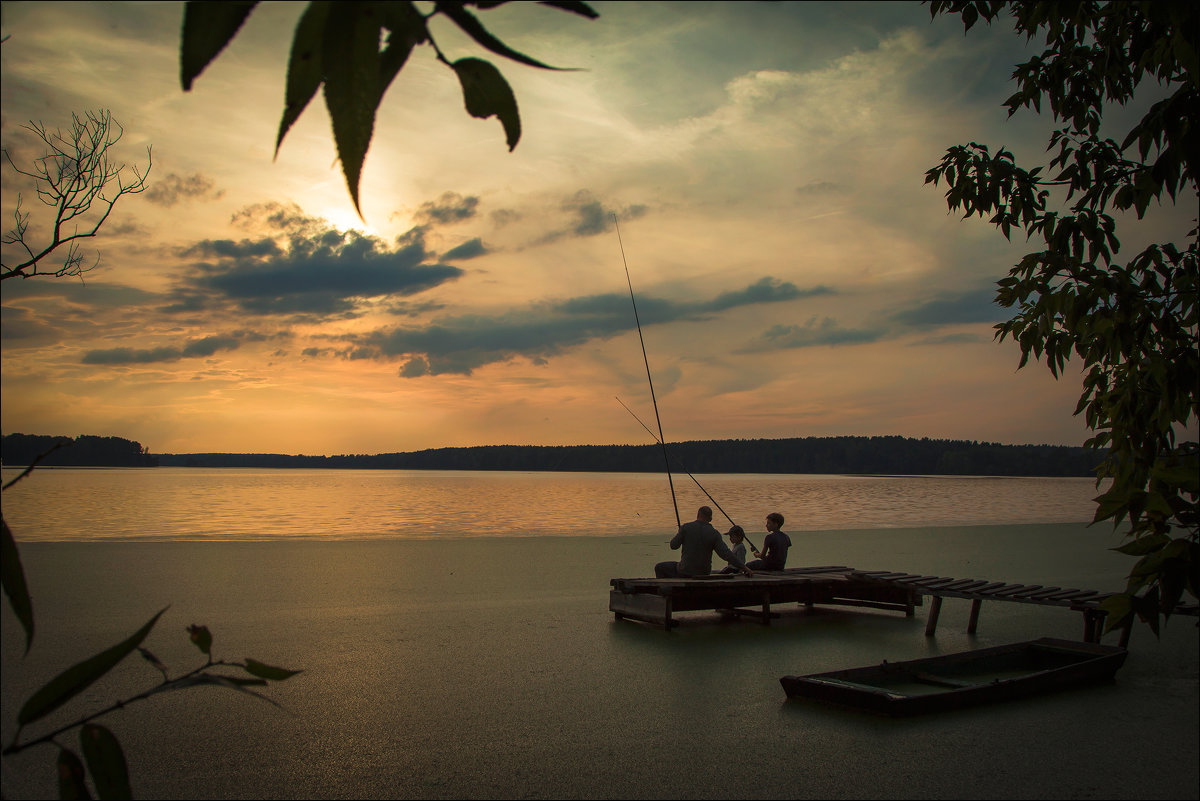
[0,467,1104,541]
[4,468,1194,801]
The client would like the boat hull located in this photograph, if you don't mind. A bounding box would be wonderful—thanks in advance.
[780,638,1127,716]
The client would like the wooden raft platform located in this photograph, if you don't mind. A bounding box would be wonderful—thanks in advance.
[609,566,921,629]
[849,570,1200,646]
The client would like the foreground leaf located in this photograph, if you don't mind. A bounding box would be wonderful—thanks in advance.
[165,673,281,708]
[80,725,132,800]
[452,57,521,150]
[180,1,260,90]
[1,515,35,653]
[275,0,331,155]
[187,624,212,656]
[19,608,167,727]
[322,0,383,215]
[57,747,92,800]
[244,658,304,681]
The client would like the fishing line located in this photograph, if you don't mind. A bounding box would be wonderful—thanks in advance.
[613,213,680,528]
[615,395,757,553]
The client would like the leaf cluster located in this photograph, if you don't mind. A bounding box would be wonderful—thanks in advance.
[180,1,598,217]
[926,1,1199,635]
[3,449,300,799]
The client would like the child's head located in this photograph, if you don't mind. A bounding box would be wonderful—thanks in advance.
[766,512,784,530]
[727,525,745,543]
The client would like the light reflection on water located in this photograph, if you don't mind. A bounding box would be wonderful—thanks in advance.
[1,467,1103,542]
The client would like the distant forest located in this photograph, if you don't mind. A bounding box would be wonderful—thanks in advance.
[1,434,158,467]
[2,433,1105,477]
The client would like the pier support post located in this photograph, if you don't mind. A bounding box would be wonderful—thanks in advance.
[925,596,943,636]
[967,599,982,634]
[1083,609,1104,643]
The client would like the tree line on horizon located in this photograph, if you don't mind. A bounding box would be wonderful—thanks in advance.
[2,432,1104,477]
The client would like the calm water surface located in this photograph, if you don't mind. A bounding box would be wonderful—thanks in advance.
[1,467,1102,541]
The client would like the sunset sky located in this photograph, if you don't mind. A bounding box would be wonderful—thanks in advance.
[1,1,1185,456]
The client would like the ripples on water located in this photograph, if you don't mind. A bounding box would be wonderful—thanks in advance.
[0,468,1103,542]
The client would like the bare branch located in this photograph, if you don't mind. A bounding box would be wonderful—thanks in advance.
[1,110,152,282]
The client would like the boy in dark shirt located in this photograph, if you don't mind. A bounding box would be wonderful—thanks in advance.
[747,512,790,571]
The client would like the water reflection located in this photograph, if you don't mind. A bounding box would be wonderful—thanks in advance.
[0,468,1102,542]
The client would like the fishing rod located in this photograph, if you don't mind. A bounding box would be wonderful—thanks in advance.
[613,213,680,528]
[615,396,757,554]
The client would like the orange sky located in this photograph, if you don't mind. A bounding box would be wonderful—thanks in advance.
[1,2,1189,456]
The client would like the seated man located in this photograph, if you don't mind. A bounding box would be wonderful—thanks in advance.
[655,506,753,578]
[747,512,790,571]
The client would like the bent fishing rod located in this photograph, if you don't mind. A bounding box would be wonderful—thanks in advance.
[615,395,757,554]
[613,213,681,528]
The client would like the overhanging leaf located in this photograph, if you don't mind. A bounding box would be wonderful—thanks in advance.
[321,1,383,216]
[441,2,571,70]
[180,1,260,91]
[19,608,168,727]
[167,673,282,708]
[536,1,599,19]
[187,624,212,656]
[1098,593,1132,634]
[452,57,521,150]
[275,0,332,156]
[244,658,303,681]
[1,515,34,654]
[57,747,92,800]
[1110,532,1170,555]
[80,725,132,801]
[377,2,428,103]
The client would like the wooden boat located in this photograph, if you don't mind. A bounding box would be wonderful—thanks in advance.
[780,638,1127,716]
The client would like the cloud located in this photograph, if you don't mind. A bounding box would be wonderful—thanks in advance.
[349,277,813,376]
[144,172,222,207]
[705,279,830,311]
[174,223,464,316]
[82,334,244,364]
[534,192,651,244]
[441,238,488,260]
[412,192,479,226]
[231,202,321,234]
[739,317,886,351]
[889,287,1007,328]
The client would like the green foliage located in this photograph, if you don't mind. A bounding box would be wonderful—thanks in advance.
[2,586,301,797]
[179,0,598,216]
[18,609,166,727]
[1,516,34,653]
[926,1,1199,635]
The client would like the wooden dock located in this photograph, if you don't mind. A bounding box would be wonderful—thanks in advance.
[609,566,920,629]
[610,565,1199,640]
[850,570,1199,646]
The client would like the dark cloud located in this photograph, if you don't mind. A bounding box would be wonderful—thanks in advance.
[350,276,811,377]
[739,317,886,352]
[534,192,650,243]
[705,279,830,311]
[231,202,320,234]
[563,192,649,237]
[82,346,185,365]
[82,333,246,364]
[0,279,160,308]
[441,238,488,260]
[796,180,840,195]
[734,287,1006,354]
[144,172,222,207]
[0,305,57,346]
[413,192,479,226]
[491,208,521,228]
[174,225,463,317]
[889,287,1007,327]
[181,238,281,259]
[181,335,241,358]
